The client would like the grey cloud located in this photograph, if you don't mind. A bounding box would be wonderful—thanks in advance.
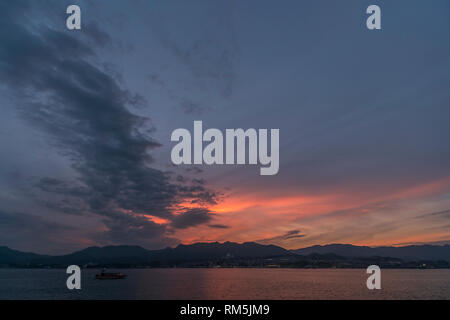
[93,212,179,249]
[0,210,75,253]
[83,22,112,47]
[0,210,73,233]
[208,224,230,229]
[192,178,205,185]
[147,74,165,87]
[176,175,187,183]
[256,229,306,245]
[180,98,210,115]
[420,209,450,219]
[171,208,213,229]
[0,1,217,248]
[136,0,239,101]
[280,230,306,240]
[185,167,203,174]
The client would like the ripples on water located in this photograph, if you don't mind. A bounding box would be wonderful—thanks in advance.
[0,269,449,299]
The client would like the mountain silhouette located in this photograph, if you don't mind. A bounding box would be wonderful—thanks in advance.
[0,242,291,267]
[291,244,450,261]
[1,242,449,267]
[0,246,50,265]
[153,241,292,262]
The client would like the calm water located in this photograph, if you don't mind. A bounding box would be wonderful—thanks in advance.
[0,268,449,300]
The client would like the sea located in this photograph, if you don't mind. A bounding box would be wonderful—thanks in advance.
[0,268,449,300]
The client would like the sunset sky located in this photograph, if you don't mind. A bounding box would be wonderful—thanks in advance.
[1,0,450,254]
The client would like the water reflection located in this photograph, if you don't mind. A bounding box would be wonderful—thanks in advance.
[0,268,449,300]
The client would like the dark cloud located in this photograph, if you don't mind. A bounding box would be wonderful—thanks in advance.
[256,229,306,245]
[93,212,179,249]
[83,22,112,47]
[0,210,73,233]
[171,208,213,229]
[420,209,450,219]
[0,210,75,253]
[192,178,205,185]
[185,167,203,174]
[176,175,187,183]
[0,1,217,248]
[41,198,89,216]
[283,230,306,240]
[208,224,230,229]
[413,209,450,223]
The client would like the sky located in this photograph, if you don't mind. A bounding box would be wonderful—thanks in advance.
[0,0,450,254]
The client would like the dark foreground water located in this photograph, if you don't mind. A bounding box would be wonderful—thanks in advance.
[0,268,449,300]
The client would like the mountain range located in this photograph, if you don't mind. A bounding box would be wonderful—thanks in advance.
[291,244,450,261]
[0,242,291,267]
[1,242,449,268]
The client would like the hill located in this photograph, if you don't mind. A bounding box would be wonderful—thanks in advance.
[0,246,50,266]
[1,242,449,268]
[291,244,450,261]
[0,242,291,267]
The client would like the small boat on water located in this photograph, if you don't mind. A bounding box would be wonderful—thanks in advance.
[95,268,127,280]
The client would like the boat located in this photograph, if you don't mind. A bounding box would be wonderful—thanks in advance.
[95,268,127,280]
